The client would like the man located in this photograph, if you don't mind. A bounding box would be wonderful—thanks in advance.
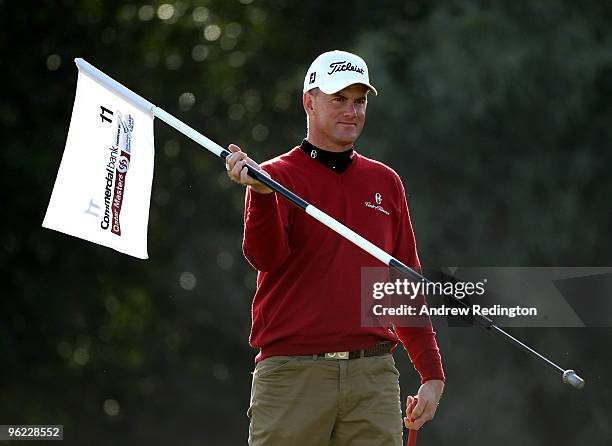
[226,50,444,446]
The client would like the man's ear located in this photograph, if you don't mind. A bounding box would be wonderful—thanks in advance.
[303,92,315,114]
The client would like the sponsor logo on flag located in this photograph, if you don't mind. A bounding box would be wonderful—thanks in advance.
[100,112,133,235]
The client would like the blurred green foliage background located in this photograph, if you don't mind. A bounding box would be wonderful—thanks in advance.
[2,0,611,444]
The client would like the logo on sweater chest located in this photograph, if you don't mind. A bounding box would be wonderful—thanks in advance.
[364,192,390,216]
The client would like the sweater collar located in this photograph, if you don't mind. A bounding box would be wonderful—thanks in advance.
[299,139,354,173]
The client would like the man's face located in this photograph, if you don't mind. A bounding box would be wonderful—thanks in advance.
[305,84,369,151]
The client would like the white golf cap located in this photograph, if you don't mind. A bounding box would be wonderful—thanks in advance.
[303,50,378,96]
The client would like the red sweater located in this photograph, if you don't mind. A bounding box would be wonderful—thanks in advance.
[242,147,445,383]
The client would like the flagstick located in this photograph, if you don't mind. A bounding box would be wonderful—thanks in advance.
[75,59,155,115]
[72,58,585,391]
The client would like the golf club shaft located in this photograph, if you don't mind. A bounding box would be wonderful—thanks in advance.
[407,429,418,446]
[406,397,418,446]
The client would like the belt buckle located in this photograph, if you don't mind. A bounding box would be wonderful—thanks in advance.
[325,351,349,360]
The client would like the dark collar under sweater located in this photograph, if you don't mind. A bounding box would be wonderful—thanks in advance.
[299,139,354,174]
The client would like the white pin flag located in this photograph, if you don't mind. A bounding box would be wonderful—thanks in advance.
[43,66,155,259]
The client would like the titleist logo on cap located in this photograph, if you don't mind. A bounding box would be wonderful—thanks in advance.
[327,61,365,76]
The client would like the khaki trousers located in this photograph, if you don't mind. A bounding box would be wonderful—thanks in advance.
[247,353,403,446]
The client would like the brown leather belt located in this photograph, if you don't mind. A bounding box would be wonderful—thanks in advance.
[316,341,393,360]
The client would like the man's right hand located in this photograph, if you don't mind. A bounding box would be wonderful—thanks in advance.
[225,144,273,195]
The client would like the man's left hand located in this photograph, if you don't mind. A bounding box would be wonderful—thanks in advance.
[404,379,444,431]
